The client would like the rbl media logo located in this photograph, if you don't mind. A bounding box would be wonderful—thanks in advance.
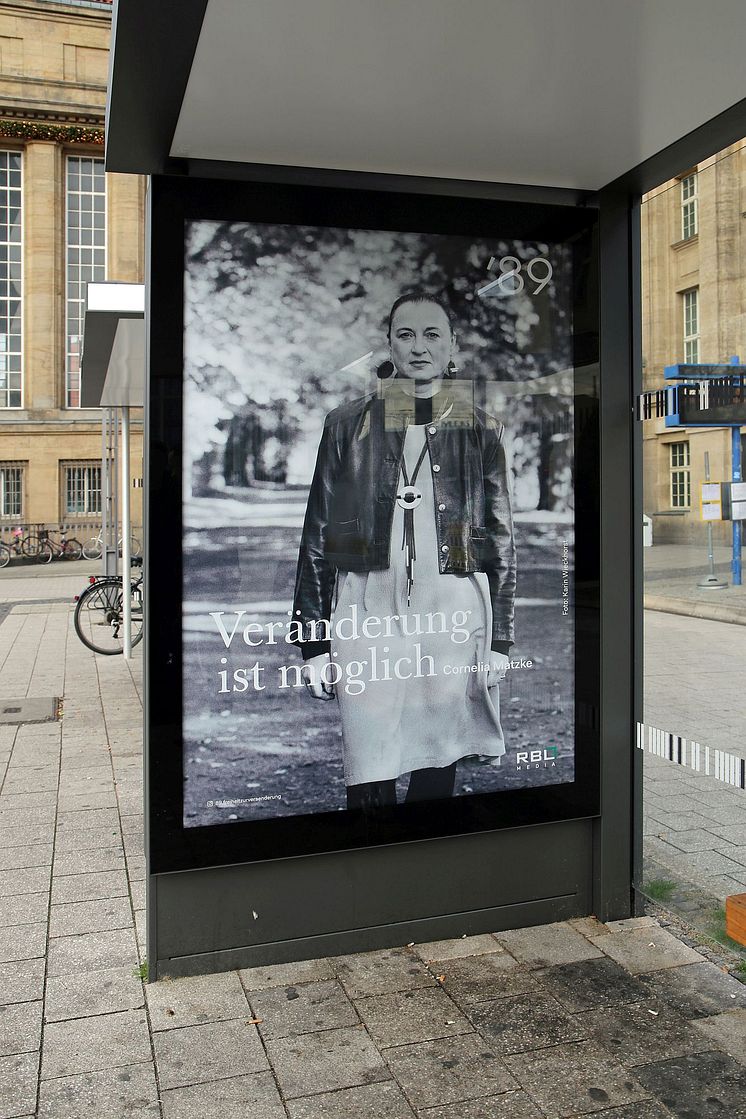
[516,745,558,769]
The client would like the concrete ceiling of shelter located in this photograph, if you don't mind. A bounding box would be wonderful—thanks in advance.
[127,0,746,192]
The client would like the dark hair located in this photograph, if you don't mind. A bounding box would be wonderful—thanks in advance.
[386,292,454,339]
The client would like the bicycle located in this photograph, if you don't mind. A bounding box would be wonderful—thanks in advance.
[82,529,142,561]
[37,530,83,563]
[74,557,143,655]
[0,527,27,568]
[17,528,52,562]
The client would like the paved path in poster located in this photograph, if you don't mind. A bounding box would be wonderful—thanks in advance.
[0,567,744,1116]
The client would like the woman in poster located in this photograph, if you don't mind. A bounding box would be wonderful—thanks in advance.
[293,293,516,810]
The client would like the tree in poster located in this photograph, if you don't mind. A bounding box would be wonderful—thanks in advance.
[184,222,572,510]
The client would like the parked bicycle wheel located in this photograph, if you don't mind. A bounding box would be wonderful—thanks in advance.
[21,534,45,558]
[118,535,142,558]
[82,536,103,560]
[37,542,53,564]
[0,544,10,569]
[63,538,83,560]
[74,578,144,655]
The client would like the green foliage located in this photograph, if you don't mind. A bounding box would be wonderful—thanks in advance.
[644,878,678,901]
[706,906,745,953]
[133,960,148,981]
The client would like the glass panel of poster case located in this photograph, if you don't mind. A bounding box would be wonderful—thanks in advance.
[147,175,600,873]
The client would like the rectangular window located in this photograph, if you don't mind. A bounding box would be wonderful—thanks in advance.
[670,441,691,508]
[63,462,101,515]
[0,462,23,517]
[0,151,23,408]
[681,172,698,241]
[66,155,106,408]
[683,288,699,364]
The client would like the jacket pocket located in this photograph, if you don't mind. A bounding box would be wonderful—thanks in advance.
[326,517,363,558]
[469,526,488,567]
[332,517,360,536]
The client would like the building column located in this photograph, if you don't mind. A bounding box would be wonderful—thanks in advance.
[24,141,63,412]
[107,172,145,282]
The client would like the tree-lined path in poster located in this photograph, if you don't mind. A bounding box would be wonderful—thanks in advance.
[183,499,572,824]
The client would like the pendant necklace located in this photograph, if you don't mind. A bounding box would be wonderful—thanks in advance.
[397,438,429,607]
[394,391,454,606]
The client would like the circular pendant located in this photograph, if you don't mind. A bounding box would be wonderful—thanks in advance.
[396,485,422,510]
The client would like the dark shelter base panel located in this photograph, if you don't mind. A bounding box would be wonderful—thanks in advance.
[150,819,593,979]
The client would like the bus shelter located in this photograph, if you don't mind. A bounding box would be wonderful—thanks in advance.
[105,0,746,978]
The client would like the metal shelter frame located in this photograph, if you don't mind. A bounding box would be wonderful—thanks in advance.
[101,0,746,977]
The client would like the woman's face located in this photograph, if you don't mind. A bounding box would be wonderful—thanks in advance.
[389,301,453,383]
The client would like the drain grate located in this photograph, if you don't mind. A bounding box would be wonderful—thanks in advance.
[0,697,61,725]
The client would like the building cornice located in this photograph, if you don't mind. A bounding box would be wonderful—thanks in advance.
[2,416,143,428]
[671,234,699,252]
[0,0,111,26]
[0,96,104,123]
[1,75,106,95]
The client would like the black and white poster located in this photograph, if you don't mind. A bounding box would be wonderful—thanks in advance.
[182,218,576,828]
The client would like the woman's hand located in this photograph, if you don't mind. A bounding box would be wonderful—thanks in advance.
[300,653,335,700]
[487,652,510,688]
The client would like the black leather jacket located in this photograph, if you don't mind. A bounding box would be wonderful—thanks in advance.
[292,382,516,650]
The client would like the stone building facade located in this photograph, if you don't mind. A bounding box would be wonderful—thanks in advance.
[0,0,144,538]
[641,140,746,545]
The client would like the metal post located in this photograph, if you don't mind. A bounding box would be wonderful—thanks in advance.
[732,425,742,586]
[113,410,120,579]
[101,411,109,576]
[103,408,115,576]
[594,188,636,920]
[698,450,727,588]
[103,409,119,576]
[121,406,132,658]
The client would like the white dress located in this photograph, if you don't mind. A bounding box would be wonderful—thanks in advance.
[333,423,505,786]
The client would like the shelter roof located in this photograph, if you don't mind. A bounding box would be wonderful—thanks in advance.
[107,0,746,192]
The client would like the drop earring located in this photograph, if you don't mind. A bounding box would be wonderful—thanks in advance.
[446,359,457,376]
[377,360,395,380]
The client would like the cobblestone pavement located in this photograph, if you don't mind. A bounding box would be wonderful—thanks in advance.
[643,544,746,905]
[0,570,745,1117]
[644,542,746,624]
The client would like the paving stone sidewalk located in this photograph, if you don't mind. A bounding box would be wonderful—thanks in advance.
[642,536,746,909]
[643,608,746,904]
[644,543,746,624]
[1,576,746,1117]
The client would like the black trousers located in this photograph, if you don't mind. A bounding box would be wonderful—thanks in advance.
[346,763,457,810]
